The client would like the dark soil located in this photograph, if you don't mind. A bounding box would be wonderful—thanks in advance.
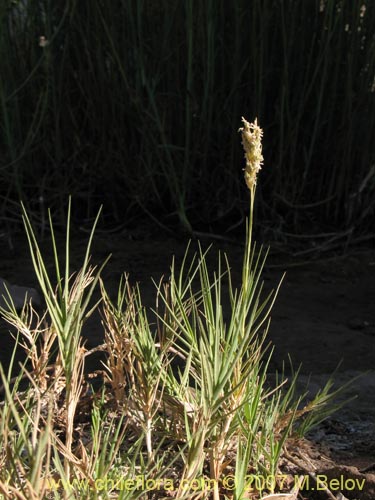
[0,227,374,499]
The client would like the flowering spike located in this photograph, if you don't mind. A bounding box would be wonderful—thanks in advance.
[239,117,264,191]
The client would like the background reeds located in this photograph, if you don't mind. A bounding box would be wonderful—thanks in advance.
[1,0,374,241]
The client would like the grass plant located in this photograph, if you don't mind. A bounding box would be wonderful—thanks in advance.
[0,118,346,499]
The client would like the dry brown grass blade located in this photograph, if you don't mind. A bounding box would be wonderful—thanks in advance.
[100,276,136,406]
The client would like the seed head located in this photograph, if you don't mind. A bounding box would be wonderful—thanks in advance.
[239,117,264,191]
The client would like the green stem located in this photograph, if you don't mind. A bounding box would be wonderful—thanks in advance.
[242,187,255,293]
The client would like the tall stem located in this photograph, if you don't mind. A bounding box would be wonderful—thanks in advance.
[242,187,255,296]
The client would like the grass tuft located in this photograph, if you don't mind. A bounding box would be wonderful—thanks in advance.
[0,118,349,499]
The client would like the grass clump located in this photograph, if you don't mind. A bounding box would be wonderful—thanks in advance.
[0,119,342,499]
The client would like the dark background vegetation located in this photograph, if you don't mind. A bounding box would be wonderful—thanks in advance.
[1,0,374,246]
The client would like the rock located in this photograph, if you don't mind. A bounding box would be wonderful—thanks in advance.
[0,278,41,310]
